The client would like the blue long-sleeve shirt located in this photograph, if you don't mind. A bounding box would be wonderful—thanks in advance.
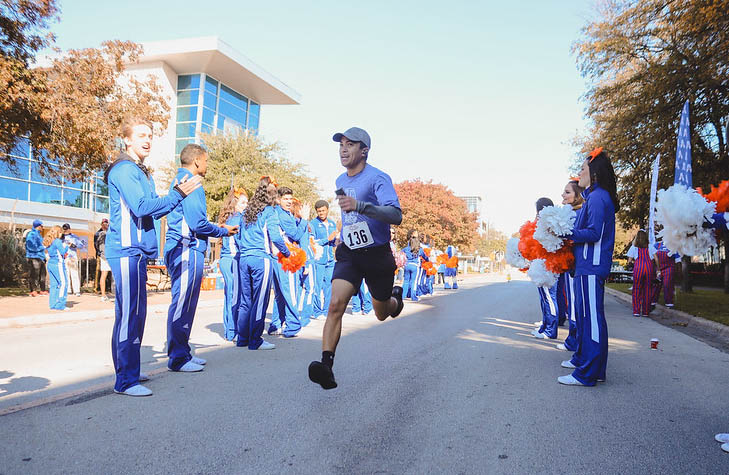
[275,206,308,244]
[402,245,428,265]
[46,238,68,264]
[571,184,616,279]
[25,228,46,260]
[220,212,242,258]
[236,206,290,259]
[165,168,227,254]
[104,154,183,259]
[311,217,337,265]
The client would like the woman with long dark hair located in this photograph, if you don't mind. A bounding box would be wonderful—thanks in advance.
[558,148,618,387]
[218,188,248,341]
[401,229,427,301]
[235,181,290,350]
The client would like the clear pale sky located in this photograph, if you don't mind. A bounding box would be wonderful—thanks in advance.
[47,0,596,235]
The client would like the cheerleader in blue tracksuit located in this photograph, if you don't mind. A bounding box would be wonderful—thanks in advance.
[444,245,459,289]
[45,226,68,310]
[105,120,201,396]
[557,180,584,352]
[350,282,374,315]
[402,229,427,301]
[236,179,291,350]
[269,187,308,337]
[165,145,235,372]
[559,148,618,387]
[532,198,560,340]
[292,198,316,327]
[217,189,248,341]
[311,200,337,319]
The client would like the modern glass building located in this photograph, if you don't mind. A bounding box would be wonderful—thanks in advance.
[0,37,300,244]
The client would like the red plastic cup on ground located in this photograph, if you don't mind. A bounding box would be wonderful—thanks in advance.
[650,338,659,350]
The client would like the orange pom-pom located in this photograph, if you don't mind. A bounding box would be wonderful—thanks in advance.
[426,265,437,276]
[277,243,307,273]
[544,241,575,274]
[436,253,449,265]
[423,247,432,257]
[446,256,459,268]
[518,220,548,261]
[698,180,729,213]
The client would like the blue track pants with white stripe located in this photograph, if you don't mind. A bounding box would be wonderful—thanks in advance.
[270,262,301,337]
[570,274,608,386]
[537,283,559,339]
[165,244,204,371]
[313,263,333,317]
[47,259,68,310]
[237,256,273,349]
[403,263,420,301]
[563,273,579,351]
[298,264,315,327]
[219,256,240,341]
[109,255,147,392]
[351,281,373,314]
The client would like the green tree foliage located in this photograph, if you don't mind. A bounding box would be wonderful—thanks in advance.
[394,179,479,252]
[573,0,729,227]
[168,133,319,222]
[476,227,507,260]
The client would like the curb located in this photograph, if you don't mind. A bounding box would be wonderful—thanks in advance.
[0,298,224,329]
[604,287,729,339]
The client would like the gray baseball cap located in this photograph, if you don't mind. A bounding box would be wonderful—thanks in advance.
[332,127,371,148]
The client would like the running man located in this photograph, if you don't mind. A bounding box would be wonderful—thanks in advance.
[308,127,404,389]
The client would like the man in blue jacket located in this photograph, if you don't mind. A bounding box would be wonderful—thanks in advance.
[311,200,337,318]
[25,219,47,297]
[165,144,238,372]
[105,117,201,397]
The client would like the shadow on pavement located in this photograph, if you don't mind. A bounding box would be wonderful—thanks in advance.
[0,371,50,397]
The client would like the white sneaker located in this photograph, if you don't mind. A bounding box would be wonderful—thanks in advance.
[101,296,109,302]
[269,328,283,336]
[191,356,206,365]
[561,360,576,369]
[74,293,81,297]
[556,343,568,351]
[715,433,729,444]
[534,332,547,339]
[257,340,276,350]
[666,303,674,308]
[723,443,729,453]
[557,375,586,386]
[114,384,153,397]
[176,361,204,372]
[533,321,541,326]
[530,329,539,336]
[139,372,149,382]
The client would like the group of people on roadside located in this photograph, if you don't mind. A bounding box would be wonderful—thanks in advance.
[528,148,619,387]
[25,219,93,310]
[626,229,679,317]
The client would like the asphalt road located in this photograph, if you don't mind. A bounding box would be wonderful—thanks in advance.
[1,274,728,474]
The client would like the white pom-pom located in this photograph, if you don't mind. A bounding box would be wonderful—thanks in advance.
[656,184,716,256]
[534,205,576,252]
[506,237,529,269]
[527,259,558,287]
[313,242,324,260]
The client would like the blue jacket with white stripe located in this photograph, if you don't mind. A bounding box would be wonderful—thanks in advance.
[236,206,290,259]
[572,184,615,279]
[311,217,337,265]
[220,212,242,258]
[105,155,183,259]
[165,168,227,255]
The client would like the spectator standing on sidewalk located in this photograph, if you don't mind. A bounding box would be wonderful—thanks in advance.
[96,219,112,302]
[62,223,82,296]
[44,225,69,311]
[25,219,47,297]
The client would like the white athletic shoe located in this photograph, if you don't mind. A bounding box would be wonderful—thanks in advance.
[139,372,149,382]
[716,434,729,444]
[177,361,204,372]
[530,329,539,336]
[666,303,674,308]
[533,321,542,326]
[534,332,547,339]
[561,360,576,369]
[114,384,153,397]
[257,340,276,350]
[556,343,568,351]
[101,296,109,302]
[557,375,585,386]
[191,356,206,365]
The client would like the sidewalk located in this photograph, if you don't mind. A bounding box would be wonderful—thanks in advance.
[0,289,225,327]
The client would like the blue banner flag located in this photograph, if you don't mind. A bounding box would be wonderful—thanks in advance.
[674,100,692,187]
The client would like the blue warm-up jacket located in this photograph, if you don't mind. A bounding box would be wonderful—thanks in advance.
[571,184,616,279]
[236,206,290,259]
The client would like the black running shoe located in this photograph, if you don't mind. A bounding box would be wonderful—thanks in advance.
[391,285,404,317]
[308,361,337,389]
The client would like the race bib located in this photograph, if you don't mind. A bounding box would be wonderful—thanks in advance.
[342,221,373,250]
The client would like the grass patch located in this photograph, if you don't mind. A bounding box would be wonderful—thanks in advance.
[0,287,31,297]
[607,282,729,327]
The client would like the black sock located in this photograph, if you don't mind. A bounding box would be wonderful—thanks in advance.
[322,351,335,369]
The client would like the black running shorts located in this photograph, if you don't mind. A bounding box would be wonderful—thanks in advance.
[332,243,396,301]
